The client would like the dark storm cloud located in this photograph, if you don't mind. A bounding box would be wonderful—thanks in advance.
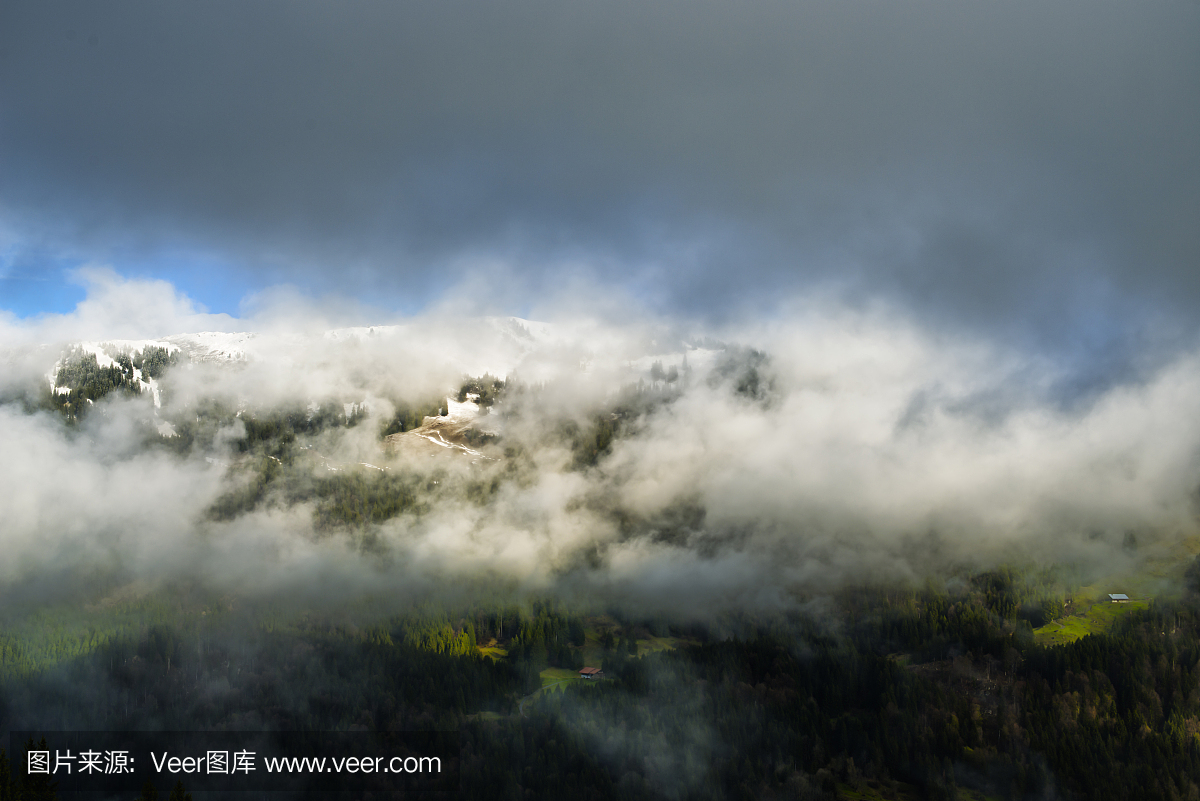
[1,0,1197,344]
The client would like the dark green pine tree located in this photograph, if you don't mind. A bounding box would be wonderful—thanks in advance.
[136,779,158,801]
[0,748,15,801]
[21,739,58,801]
[167,780,192,801]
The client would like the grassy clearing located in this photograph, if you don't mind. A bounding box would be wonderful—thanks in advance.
[955,789,1003,801]
[538,667,580,694]
[582,616,696,662]
[836,781,992,801]
[1067,535,1200,605]
[476,638,508,661]
[836,780,921,800]
[1034,599,1150,646]
[635,635,681,656]
[540,667,579,684]
[467,710,504,722]
[1028,537,1200,646]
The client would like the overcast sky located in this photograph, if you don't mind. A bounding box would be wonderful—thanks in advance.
[2,0,1198,368]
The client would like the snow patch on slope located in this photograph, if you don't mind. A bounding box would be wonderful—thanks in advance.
[163,331,257,363]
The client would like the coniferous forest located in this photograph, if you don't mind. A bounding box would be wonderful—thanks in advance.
[5,579,1200,800]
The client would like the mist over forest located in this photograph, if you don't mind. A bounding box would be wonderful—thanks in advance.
[3,0,1200,797]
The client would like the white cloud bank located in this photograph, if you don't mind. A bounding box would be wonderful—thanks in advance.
[1,274,1198,612]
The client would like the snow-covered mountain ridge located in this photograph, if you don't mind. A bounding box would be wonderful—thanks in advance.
[43,317,721,386]
[31,316,727,440]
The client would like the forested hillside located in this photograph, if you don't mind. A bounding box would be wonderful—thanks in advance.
[4,567,1200,800]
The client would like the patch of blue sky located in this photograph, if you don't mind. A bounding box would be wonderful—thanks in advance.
[119,250,257,319]
[0,244,255,320]
[0,253,88,318]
